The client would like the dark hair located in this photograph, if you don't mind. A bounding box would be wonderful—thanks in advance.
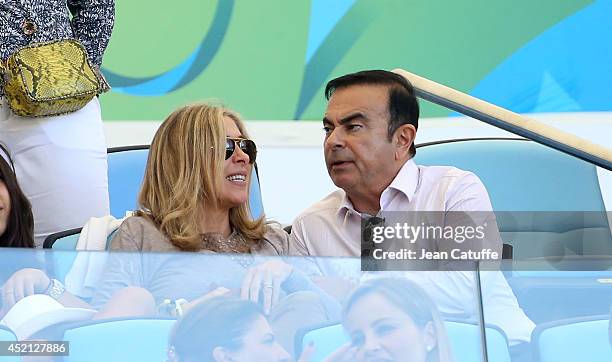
[0,144,34,248]
[168,297,264,362]
[325,70,420,157]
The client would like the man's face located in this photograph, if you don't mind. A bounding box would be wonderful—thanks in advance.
[323,84,399,197]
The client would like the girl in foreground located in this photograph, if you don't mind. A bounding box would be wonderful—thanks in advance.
[326,278,454,362]
[167,297,292,362]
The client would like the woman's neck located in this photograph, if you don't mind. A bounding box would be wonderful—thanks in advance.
[198,207,232,238]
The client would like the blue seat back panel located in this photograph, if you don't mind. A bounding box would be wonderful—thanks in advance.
[0,327,19,362]
[107,149,148,218]
[536,319,612,362]
[52,233,80,250]
[300,322,511,362]
[415,140,605,212]
[63,319,176,362]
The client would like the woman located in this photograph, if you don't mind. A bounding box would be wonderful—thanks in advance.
[327,278,454,362]
[0,143,34,248]
[109,103,285,254]
[0,104,338,336]
[167,297,291,362]
[91,103,339,355]
[0,0,114,246]
[0,143,51,315]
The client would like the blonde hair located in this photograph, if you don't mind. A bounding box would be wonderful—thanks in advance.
[139,103,265,251]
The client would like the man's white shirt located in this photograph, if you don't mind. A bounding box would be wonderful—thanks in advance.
[289,158,535,345]
[290,158,496,256]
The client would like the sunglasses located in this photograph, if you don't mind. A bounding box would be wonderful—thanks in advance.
[225,138,257,164]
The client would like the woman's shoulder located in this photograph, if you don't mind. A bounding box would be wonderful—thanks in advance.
[120,214,156,228]
[111,215,176,252]
[250,223,290,256]
[117,215,162,236]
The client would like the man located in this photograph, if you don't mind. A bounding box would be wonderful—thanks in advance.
[288,70,535,357]
[290,69,498,257]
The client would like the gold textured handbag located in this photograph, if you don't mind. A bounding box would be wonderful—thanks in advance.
[1,39,105,117]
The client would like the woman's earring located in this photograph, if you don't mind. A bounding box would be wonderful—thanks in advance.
[166,346,178,362]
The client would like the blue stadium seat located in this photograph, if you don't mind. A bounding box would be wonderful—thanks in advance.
[446,321,511,362]
[44,229,117,284]
[415,138,611,258]
[296,321,511,362]
[415,138,605,212]
[297,323,344,362]
[62,318,176,362]
[44,227,82,250]
[532,316,612,362]
[107,146,149,219]
[107,146,264,219]
[45,228,119,250]
[0,326,19,362]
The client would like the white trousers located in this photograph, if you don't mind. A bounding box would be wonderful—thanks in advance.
[0,98,110,247]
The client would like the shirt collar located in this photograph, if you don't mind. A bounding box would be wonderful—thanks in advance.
[336,158,419,219]
[337,191,356,221]
[383,158,419,204]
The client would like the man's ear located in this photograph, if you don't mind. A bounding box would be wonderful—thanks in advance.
[212,346,233,362]
[394,124,416,160]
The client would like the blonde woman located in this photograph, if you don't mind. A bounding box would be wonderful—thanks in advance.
[0,104,338,345]
[110,103,284,253]
[91,103,339,355]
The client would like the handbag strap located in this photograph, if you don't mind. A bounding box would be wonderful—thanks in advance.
[0,60,7,87]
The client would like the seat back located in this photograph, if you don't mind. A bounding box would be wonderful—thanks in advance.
[42,228,82,283]
[107,146,149,218]
[446,321,511,362]
[63,318,176,362]
[415,138,605,211]
[43,228,82,250]
[532,317,612,362]
[297,323,345,362]
[508,267,612,323]
[43,228,118,287]
[415,139,611,258]
[44,228,117,249]
[296,321,511,362]
[0,326,19,362]
[107,146,264,219]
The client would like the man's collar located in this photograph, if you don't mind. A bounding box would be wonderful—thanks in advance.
[337,191,356,221]
[384,158,419,203]
[336,158,419,219]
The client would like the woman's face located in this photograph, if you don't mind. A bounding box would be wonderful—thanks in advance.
[344,292,435,362]
[0,179,10,236]
[221,316,291,362]
[218,116,252,209]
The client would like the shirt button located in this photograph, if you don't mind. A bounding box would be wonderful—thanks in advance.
[22,19,37,35]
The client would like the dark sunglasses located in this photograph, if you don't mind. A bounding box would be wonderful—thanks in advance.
[225,138,257,164]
